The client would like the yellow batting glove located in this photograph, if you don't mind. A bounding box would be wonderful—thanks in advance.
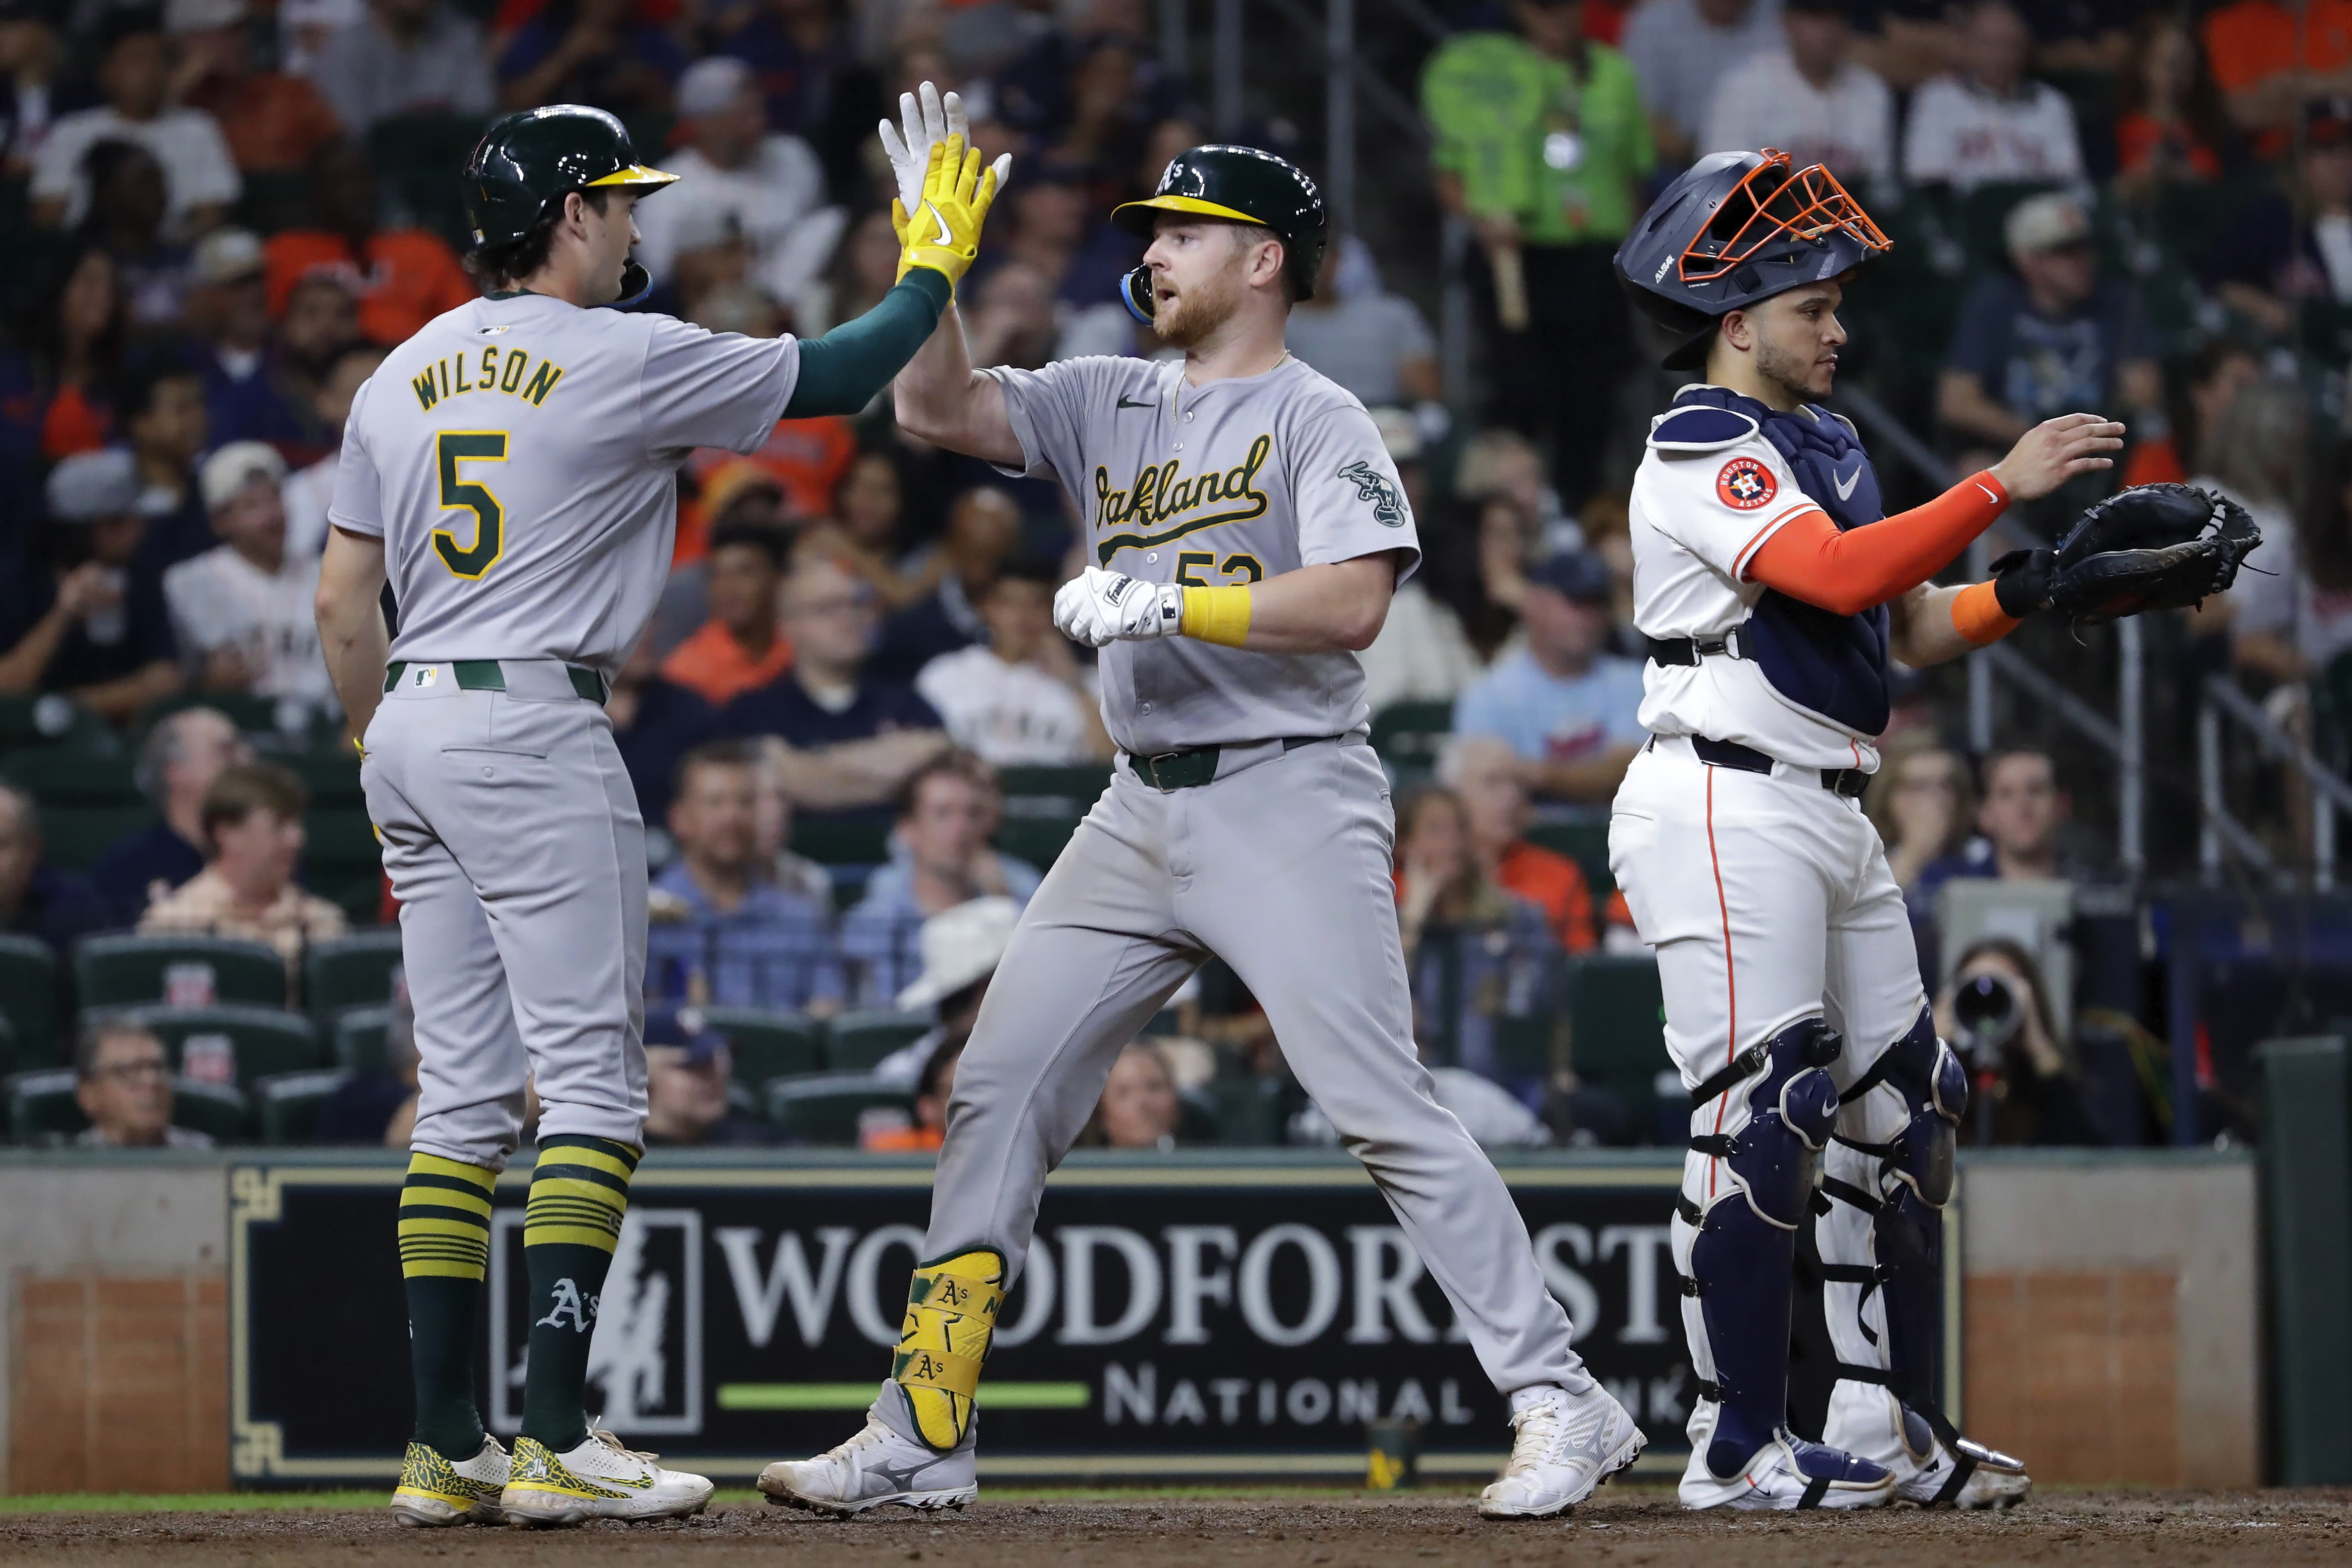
[896,135,1010,289]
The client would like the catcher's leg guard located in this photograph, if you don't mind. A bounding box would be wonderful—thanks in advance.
[893,1249,1005,1452]
[1806,1008,2027,1505]
[1678,1016,1844,1481]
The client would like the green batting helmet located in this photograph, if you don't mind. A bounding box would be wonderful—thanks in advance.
[463,105,676,290]
[1112,144,1327,319]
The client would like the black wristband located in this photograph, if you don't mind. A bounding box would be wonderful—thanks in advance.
[1990,548,2054,618]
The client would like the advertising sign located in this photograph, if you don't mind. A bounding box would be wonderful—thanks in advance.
[227,1152,1953,1483]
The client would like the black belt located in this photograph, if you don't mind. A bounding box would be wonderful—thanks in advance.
[1667,734,1870,800]
[382,659,607,704]
[1647,629,1744,665]
[1127,735,1332,792]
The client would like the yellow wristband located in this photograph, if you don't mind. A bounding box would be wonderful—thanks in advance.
[1179,584,1252,648]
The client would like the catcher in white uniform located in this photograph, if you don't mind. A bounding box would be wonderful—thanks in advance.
[1605,151,2131,1511]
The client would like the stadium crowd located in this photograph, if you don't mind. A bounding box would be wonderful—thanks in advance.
[0,0,2336,1156]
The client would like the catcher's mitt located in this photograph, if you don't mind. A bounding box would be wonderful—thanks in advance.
[2004,483,2261,625]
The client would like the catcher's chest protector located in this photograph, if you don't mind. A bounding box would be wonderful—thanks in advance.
[1675,386,1893,737]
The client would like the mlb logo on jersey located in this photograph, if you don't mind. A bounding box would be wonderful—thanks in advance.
[1716,457,1777,511]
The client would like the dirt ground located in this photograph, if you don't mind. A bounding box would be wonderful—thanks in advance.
[5,1488,2351,1567]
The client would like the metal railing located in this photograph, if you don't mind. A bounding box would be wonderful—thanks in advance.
[2198,675,2352,890]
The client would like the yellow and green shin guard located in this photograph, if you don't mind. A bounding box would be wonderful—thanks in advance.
[891,1249,1005,1451]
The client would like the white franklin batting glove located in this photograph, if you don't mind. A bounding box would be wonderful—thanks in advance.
[880,81,965,224]
[1053,567,1184,648]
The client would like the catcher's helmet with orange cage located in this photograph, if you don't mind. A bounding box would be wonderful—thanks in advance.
[1613,149,1891,370]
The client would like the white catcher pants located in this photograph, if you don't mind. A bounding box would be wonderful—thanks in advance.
[1609,735,1935,1470]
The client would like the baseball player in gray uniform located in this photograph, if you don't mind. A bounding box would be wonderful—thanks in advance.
[758,144,1641,1524]
[312,98,1007,1528]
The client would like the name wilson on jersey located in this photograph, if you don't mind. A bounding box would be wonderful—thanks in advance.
[1093,432,1271,563]
[410,344,566,412]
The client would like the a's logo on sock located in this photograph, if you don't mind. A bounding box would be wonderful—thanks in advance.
[536,1278,599,1333]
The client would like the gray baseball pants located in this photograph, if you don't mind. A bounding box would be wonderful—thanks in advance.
[361,658,649,1169]
[928,734,1592,1397]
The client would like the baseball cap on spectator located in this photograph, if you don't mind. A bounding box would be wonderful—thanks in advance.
[676,56,756,118]
[2304,96,2352,148]
[193,227,265,286]
[897,896,1020,1010]
[1526,550,1614,604]
[200,440,287,510]
[2003,192,2091,260]
[164,0,241,30]
[644,1004,728,1066]
[46,449,140,521]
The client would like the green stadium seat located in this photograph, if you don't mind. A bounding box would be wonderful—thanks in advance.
[6,1067,83,1143]
[764,1072,910,1146]
[171,1077,250,1144]
[254,1069,351,1143]
[281,747,368,807]
[41,807,158,871]
[1563,956,1668,1123]
[303,929,403,1018]
[1176,1086,1226,1145]
[133,692,284,741]
[1525,816,1614,896]
[125,1005,323,1089]
[0,935,58,1070]
[993,813,1082,871]
[995,764,1113,803]
[0,693,116,755]
[825,1008,931,1071]
[698,1007,823,1088]
[1196,1070,1286,1147]
[791,815,894,866]
[1369,700,1454,771]
[76,934,289,1009]
[332,1005,394,1073]
[2,749,141,805]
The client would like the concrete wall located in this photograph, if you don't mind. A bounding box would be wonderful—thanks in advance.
[0,1148,2262,1492]
[1958,1149,2261,1487]
[0,1155,228,1493]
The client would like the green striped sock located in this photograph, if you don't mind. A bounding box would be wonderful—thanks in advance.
[398,1153,496,1458]
[520,1135,638,1451]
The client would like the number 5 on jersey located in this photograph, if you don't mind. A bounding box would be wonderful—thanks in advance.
[434,431,508,579]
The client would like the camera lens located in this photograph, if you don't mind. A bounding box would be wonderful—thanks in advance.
[1952,973,2020,1054]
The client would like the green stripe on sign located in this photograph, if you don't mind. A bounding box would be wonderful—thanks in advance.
[717,1383,1092,1411]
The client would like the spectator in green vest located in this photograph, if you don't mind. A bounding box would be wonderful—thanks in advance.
[1423,0,1656,510]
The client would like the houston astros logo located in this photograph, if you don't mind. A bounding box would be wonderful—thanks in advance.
[1716,457,1777,511]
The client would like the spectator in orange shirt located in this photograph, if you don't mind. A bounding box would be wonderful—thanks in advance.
[2121,338,2260,489]
[2116,13,2232,195]
[36,244,128,460]
[263,139,474,348]
[661,520,794,708]
[2205,0,2352,149]
[1441,733,1596,955]
[169,0,341,175]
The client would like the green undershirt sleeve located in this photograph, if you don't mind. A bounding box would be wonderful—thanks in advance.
[781,267,954,417]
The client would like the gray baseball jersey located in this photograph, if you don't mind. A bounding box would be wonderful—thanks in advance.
[985,354,1419,754]
[337,291,800,1171]
[331,291,802,676]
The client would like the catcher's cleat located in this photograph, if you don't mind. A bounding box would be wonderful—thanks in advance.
[758,1379,977,1517]
[1678,1429,1895,1512]
[500,1429,713,1527]
[389,1434,509,1527]
[1888,1428,2032,1509]
[1478,1383,1646,1520]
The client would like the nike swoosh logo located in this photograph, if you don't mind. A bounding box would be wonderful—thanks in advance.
[925,203,953,247]
[1116,396,1155,410]
[1835,466,1861,501]
[1976,482,2001,504]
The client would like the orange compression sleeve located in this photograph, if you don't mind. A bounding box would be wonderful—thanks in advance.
[1743,471,2010,615]
[1949,580,2022,646]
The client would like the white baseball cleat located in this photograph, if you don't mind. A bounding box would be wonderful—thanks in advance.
[1477,1383,1646,1519]
[389,1434,509,1526]
[1678,1428,1896,1511]
[500,1428,714,1527]
[1890,1432,2032,1509]
[758,1380,977,1517]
